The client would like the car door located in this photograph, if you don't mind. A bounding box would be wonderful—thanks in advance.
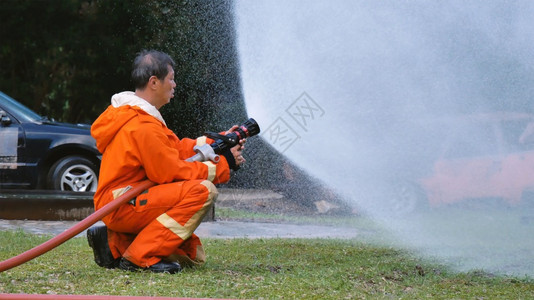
[496,117,534,204]
[0,109,30,188]
[420,119,503,205]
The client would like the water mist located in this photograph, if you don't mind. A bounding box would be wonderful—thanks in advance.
[234,1,534,276]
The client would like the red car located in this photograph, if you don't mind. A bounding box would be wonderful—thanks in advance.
[388,112,534,214]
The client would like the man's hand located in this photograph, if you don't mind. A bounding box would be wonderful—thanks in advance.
[226,125,246,167]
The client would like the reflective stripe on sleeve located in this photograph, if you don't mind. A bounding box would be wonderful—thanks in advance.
[196,136,207,146]
[202,161,216,182]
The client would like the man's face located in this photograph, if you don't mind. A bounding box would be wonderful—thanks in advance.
[155,65,176,108]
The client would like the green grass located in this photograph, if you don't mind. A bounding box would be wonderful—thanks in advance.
[219,203,534,278]
[1,230,533,299]
[371,206,534,277]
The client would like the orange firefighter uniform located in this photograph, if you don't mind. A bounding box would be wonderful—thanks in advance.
[91,91,233,268]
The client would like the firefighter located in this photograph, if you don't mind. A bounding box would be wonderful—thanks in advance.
[87,50,245,274]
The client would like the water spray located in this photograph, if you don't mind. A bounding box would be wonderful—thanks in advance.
[0,118,260,272]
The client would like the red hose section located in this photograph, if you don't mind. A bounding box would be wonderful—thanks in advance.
[0,179,155,272]
[0,294,216,299]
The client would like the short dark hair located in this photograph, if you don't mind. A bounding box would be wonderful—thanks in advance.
[131,50,175,89]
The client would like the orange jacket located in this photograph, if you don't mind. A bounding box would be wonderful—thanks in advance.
[91,92,231,210]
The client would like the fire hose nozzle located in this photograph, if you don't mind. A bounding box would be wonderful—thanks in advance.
[206,118,260,154]
[187,144,220,163]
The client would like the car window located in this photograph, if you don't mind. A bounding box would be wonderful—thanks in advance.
[501,119,534,153]
[0,91,41,122]
[442,122,499,159]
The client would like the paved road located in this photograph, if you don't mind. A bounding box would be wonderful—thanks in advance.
[0,219,358,239]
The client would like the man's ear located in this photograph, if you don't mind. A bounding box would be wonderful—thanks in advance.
[148,76,159,90]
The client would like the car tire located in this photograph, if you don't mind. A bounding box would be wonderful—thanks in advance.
[384,180,428,216]
[47,155,98,192]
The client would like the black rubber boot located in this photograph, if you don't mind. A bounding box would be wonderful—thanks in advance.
[87,225,120,269]
[119,258,182,274]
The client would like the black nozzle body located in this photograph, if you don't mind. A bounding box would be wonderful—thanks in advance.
[207,118,261,154]
[233,118,260,142]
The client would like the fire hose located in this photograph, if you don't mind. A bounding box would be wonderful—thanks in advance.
[0,118,259,272]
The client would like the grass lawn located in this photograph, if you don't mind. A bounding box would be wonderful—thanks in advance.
[1,224,534,299]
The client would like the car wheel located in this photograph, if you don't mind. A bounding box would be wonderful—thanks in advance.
[47,156,98,192]
[384,181,427,216]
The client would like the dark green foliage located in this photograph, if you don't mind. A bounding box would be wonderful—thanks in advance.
[0,0,245,135]
[0,0,342,208]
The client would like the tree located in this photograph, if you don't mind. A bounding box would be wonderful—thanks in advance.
[0,0,245,130]
[0,0,348,211]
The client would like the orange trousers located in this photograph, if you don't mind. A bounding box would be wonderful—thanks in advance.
[103,179,218,267]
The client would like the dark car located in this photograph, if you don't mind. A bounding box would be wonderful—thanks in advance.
[0,91,100,192]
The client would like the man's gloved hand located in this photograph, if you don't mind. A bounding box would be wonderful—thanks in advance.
[224,125,246,170]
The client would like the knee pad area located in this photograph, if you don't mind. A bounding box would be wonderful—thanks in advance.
[199,180,218,204]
